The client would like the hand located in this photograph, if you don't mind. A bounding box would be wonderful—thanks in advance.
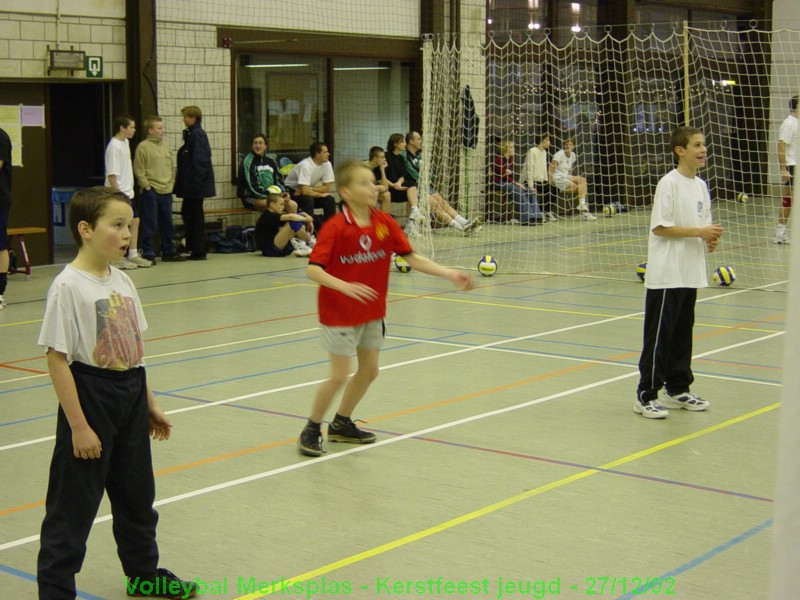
[781,167,791,184]
[72,427,102,459]
[700,223,724,241]
[339,282,379,303]
[148,406,173,441]
[449,271,474,291]
[706,238,719,253]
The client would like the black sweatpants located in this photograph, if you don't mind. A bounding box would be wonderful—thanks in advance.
[37,362,159,600]
[180,197,206,257]
[637,287,696,402]
[294,194,336,231]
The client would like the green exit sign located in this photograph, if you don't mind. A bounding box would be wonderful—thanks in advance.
[86,56,103,78]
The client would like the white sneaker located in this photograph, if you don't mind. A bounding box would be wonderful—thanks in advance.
[633,399,668,419]
[111,258,138,270]
[579,211,597,221]
[546,211,558,222]
[306,236,317,248]
[773,233,790,244]
[661,391,709,411]
[462,216,483,235]
[290,238,308,251]
[0,295,5,310]
[404,222,420,238]
[127,253,152,268]
[292,246,312,257]
[408,207,428,222]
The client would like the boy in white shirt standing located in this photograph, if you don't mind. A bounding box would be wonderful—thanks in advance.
[634,127,724,419]
[105,114,151,269]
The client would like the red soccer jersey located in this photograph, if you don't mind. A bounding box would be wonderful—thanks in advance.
[309,205,414,326]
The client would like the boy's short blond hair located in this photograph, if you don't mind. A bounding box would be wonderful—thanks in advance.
[143,115,163,131]
[335,159,371,192]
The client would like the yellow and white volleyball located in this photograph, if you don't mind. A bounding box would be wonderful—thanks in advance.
[636,262,647,282]
[713,265,736,286]
[602,204,617,217]
[394,255,412,273]
[477,255,498,277]
[735,192,750,203]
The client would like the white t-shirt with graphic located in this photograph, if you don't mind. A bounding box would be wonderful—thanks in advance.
[39,265,148,369]
[645,169,712,289]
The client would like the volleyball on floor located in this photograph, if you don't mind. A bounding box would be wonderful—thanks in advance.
[477,255,498,277]
[636,262,647,281]
[602,204,617,217]
[713,265,736,286]
[735,192,750,203]
[394,255,412,273]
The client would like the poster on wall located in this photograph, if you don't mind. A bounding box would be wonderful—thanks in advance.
[0,104,46,167]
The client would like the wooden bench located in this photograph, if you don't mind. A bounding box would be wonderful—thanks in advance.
[7,226,47,279]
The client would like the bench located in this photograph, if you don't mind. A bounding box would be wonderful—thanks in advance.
[7,226,47,279]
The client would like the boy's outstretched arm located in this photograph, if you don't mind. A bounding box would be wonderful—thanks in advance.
[402,253,474,290]
[306,264,379,304]
[47,349,103,459]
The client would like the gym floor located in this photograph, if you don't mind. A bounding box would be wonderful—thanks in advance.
[0,243,784,599]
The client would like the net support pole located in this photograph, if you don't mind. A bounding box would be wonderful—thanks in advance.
[767,91,800,597]
[683,20,690,126]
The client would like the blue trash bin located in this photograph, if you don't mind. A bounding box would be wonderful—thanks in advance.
[52,187,80,245]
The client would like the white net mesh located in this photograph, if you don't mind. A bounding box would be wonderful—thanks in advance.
[420,25,800,292]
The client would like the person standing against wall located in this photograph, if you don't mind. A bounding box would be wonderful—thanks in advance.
[0,126,11,310]
[174,106,215,261]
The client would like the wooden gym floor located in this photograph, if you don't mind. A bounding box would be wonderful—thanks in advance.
[0,247,785,599]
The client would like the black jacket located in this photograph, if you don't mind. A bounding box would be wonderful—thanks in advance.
[174,122,216,198]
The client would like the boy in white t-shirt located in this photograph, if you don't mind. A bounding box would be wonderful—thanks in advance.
[548,138,596,221]
[105,114,151,269]
[37,186,196,598]
[634,127,724,419]
[774,96,798,244]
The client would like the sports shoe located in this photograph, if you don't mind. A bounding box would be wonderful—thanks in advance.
[773,233,790,245]
[0,295,5,310]
[327,415,377,444]
[546,211,558,222]
[404,222,420,238]
[160,252,186,262]
[127,253,152,268]
[141,255,157,266]
[290,238,312,257]
[126,567,197,598]
[297,422,324,457]
[111,258,138,270]
[633,399,668,419]
[408,207,427,222]
[579,210,597,221]
[661,391,710,411]
[462,216,483,235]
[306,236,317,248]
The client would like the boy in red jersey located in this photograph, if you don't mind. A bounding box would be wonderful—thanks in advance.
[297,160,474,456]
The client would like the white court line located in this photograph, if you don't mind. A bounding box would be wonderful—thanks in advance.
[0,326,784,553]
[0,329,322,386]
[0,284,785,452]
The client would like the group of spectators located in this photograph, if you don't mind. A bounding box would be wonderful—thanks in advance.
[491,133,597,223]
[238,131,483,258]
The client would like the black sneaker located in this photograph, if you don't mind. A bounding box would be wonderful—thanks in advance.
[328,416,377,444]
[126,568,197,598]
[161,252,187,262]
[298,422,324,456]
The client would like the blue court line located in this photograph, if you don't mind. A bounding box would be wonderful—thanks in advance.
[0,413,54,427]
[0,563,108,600]
[614,519,772,599]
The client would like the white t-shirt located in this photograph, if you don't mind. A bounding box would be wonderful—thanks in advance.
[523,146,548,184]
[778,114,798,167]
[104,137,134,199]
[283,157,334,191]
[38,265,148,369]
[645,169,712,289]
[551,149,576,184]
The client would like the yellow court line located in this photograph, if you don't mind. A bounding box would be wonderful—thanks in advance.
[235,402,779,600]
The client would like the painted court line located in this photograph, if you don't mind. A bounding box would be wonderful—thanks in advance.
[231,403,779,600]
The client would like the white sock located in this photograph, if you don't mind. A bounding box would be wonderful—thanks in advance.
[454,215,468,226]
[777,223,786,235]
[128,248,139,257]
[449,219,464,231]
[578,198,588,208]
[410,206,420,214]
